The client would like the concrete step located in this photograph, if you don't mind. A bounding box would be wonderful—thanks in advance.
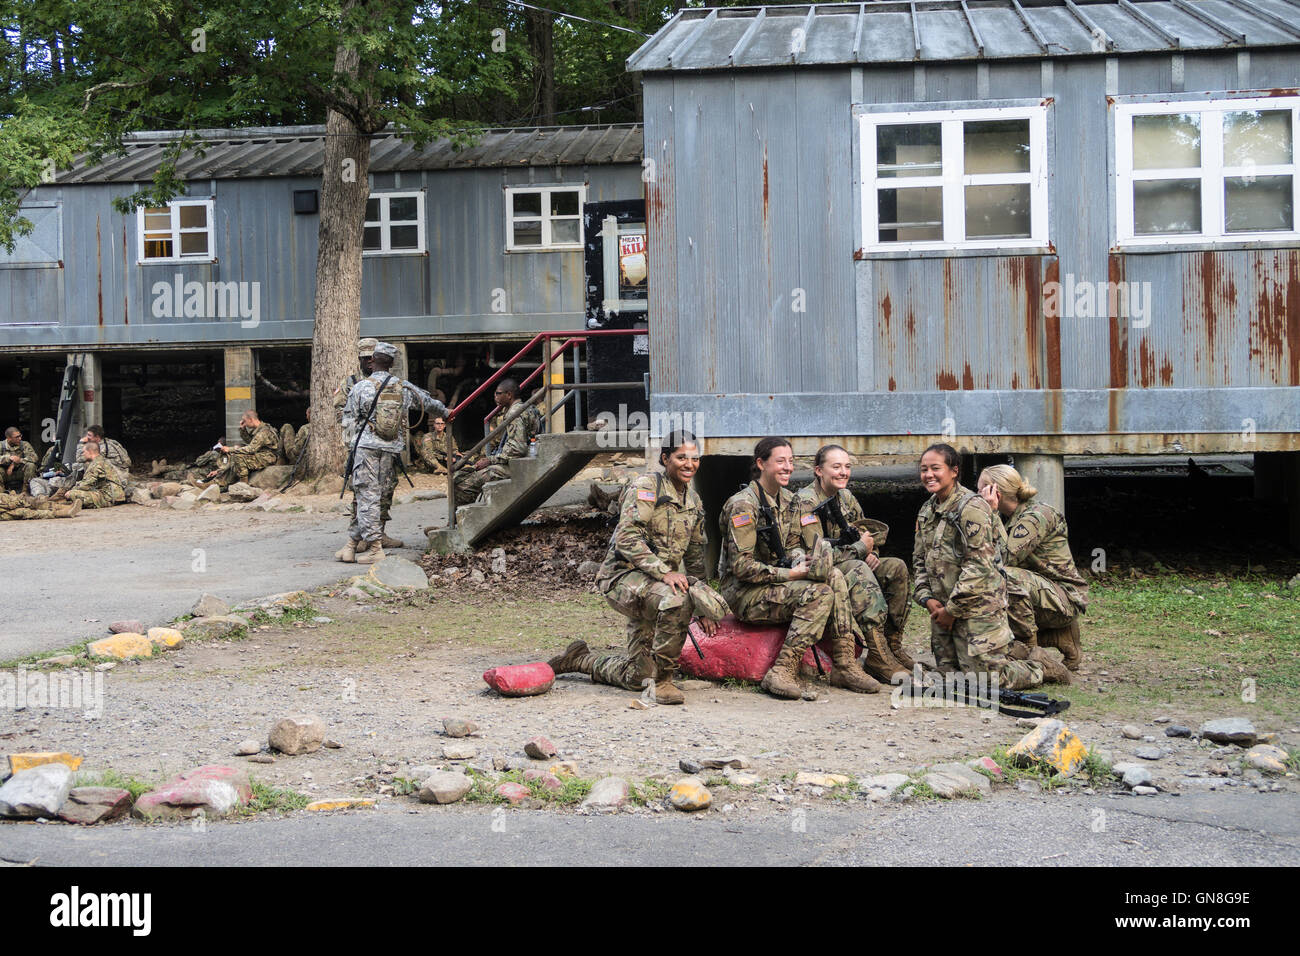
[426,430,646,553]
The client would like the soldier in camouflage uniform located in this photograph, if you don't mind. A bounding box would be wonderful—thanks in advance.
[453,379,535,506]
[2,427,37,493]
[61,442,126,509]
[720,438,881,700]
[549,433,729,704]
[794,444,913,682]
[412,416,457,475]
[205,410,280,489]
[1,491,81,519]
[32,426,132,497]
[913,444,1069,690]
[280,410,310,465]
[334,340,402,550]
[979,465,1088,670]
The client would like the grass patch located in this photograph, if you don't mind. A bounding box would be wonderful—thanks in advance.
[0,642,92,669]
[986,746,1070,790]
[721,677,761,692]
[628,778,670,806]
[243,604,318,627]
[392,776,419,796]
[243,779,311,815]
[73,768,153,801]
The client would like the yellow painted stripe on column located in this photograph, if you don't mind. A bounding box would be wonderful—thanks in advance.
[225,386,252,401]
[549,372,565,384]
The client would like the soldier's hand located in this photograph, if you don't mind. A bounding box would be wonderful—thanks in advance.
[979,483,1000,510]
[926,598,944,619]
[786,559,809,580]
[663,572,690,594]
[861,530,874,552]
[698,617,718,637]
[933,605,955,629]
[864,552,880,571]
[474,458,490,471]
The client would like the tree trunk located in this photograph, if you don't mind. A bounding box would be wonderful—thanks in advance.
[304,43,371,477]
[528,11,555,126]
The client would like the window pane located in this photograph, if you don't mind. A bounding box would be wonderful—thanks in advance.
[1133,113,1200,170]
[513,221,542,246]
[550,191,579,216]
[877,186,943,241]
[144,209,171,230]
[551,219,580,244]
[390,224,419,249]
[178,204,207,229]
[964,120,1030,174]
[389,196,418,222]
[1133,179,1201,234]
[1225,175,1294,232]
[965,184,1032,238]
[363,226,382,250]
[513,192,541,216]
[179,232,208,255]
[365,199,379,222]
[877,124,942,178]
[143,238,172,259]
[1224,110,1293,167]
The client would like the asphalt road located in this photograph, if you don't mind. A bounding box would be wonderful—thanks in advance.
[1,791,1294,867]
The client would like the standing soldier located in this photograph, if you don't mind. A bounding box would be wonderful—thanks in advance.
[912,444,1069,690]
[452,379,537,505]
[339,342,447,564]
[2,427,37,493]
[794,444,913,682]
[719,437,880,700]
[204,410,280,490]
[978,464,1088,670]
[334,339,402,550]
[549,432,729,704]
[59,441,126,509]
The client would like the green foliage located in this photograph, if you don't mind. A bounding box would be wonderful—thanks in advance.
[627,778,669,806]
[245,779,311,814]
[74,768,153,801]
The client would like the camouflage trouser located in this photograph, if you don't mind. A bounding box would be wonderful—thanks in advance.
[212,450,277,488]
[347,447,394,544]
[872,556,913,636]
[930,614,1043,691]
[592,571,694,689]
[453,463,508,505]
[2,463,35,491]
[1004,566,1077,645]
[0,492,53,520]
[28,475,74,497]
[65,488,119,509]
[279,424,303,463]
[349,458,396,524]
[732,577,836,657]
[834,557,889,631]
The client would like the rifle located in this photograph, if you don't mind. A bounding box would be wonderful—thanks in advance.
[811,492,861,548]
[942,680,1071,719]
[753,485,796,569]
[686,622,706,661]
[393,448,415,489]
[340,374,393,498]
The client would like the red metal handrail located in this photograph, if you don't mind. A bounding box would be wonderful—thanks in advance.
[483,336,585,425]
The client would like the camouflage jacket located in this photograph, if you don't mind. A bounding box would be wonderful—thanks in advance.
[596,473,707,590]
[483,401,534,465]
[415,430,458,468]
[344,372,448,455]
[74,456,126,502]
[233,423,280,461]
[912,485,1007,619]
[3,439,36,469]
[793,483,873,562]
[77,437,131,474]
[1000,500,1090,610]
[719,481,804,602]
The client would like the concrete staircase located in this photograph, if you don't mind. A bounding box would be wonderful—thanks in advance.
[426,429,647,553]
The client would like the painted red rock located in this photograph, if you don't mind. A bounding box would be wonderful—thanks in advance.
[133,765,252,821]
[679,617,832,681]
[495,782,530,805]
[483,662,555,697]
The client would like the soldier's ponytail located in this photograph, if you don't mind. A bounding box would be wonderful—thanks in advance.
[977,464,1038,503]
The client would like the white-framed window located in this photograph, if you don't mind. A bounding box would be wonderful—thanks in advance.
[857,105,1049,252]
[364,191,426,255]
[1115,96,1298,246]
[505,185,585,251]
[137,199,214,262]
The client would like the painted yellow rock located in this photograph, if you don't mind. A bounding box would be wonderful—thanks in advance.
[305,798,377,812]
[794,771,852,788]
[86,634,153,659]
[1007,719,1088,777]
[146,627,185,649]
[668,779,712,811]
[548,761,580,778]
[8,752,83,774]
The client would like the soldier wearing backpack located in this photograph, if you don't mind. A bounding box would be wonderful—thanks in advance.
[452,378,540,506]
[338,342,448,564]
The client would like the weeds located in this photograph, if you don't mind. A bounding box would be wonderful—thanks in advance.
[73,768,152,801]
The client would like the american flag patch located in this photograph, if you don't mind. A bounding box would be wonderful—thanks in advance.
[637,489,656,502]
[731,512,752,527]
[800,513,818,526]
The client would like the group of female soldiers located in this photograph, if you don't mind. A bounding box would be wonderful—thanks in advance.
[550,433,1083,703]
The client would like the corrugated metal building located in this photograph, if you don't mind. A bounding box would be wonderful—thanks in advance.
[630,0,1300,525]
[0,124,643,446]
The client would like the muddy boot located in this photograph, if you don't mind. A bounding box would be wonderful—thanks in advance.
[1006,640,1033,660]
[547,639,594,676]
[335,538,362,563]
[1044,619,1083,671]
[380,523,404,549]
[860,625,911,683]
[827,623,881,693]
[51,499,82,518]
[885,625,916,671]
[653,673,686,705]
[1029,646,1072,685]
[355,543,385,565]
[760,643,805,700]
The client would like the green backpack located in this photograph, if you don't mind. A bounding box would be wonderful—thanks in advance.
[372,375,405,442]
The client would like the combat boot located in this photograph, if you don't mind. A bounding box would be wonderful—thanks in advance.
[355,543,385,565]
[1042,619,1083,671]
[653,671,686,705]
[760,643,805,700]
[860,625,911,683]
[1028,646,1072,685]
[380,523,404,549]
[51,499,82,518]
[885,625,916,671]
[334,538,362,562]
[547,639,594,676]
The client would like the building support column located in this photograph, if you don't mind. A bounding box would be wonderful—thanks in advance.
[1014,453,1066,514]
[223,346,254,442]
[543,337,566,435]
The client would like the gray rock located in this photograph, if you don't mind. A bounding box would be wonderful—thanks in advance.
[226,481,260,502]
[931,762,992,793]
[1135,746,1163,760]
[923,763,990,798]
[109,619,144,634]
[1199,718,1256,747]
[1016,779,1041,793]
[442,742,477,760]
[323,739,343,749]
[443,718,478,738]
[1122,767,1154,789]
[0,763,74,818]
[129,486,155,505]
[490,548,508,575]
[191,593,230,617]
[1244,744,1288,774]
[407,765,440,782]
[235,739,261,756]
[268,713,327,755]
[859,773,909,796]
[247,465,294,489]
[1121,725,1143,740]
[1132,785,1158,796]
[58,786,132,825]
[247,754,275,764]
[1287,572,1300,590]
[368,555,430,590]
[196,484,222,503]
[699,755,752,770]
[524,737,557,759]
[679,758,703,775]
[469,569,486,584]
[168,494,197,512]
[181,615,246,641]
[1164,725,1192,737]
[417,771,473,804]
[581,777,630,810]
